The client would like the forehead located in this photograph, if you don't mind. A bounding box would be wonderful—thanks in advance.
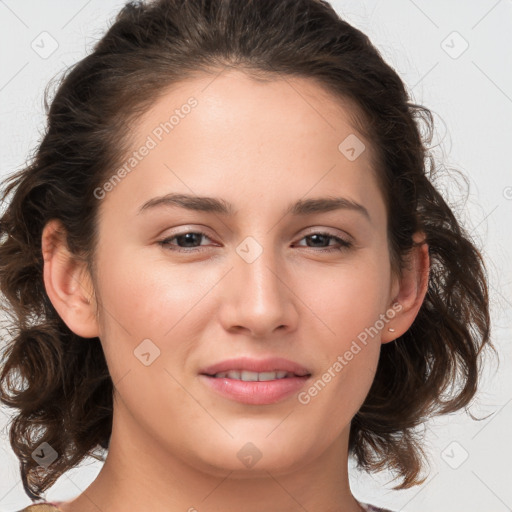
[99,69,386,230]
[132,68,375,164]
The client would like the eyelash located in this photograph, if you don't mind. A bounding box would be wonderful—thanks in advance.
[157,230,353,253]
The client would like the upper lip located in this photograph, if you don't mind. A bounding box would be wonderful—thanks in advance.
[199,356,311,377]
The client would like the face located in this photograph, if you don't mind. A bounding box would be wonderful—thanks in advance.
[90,69,399,476]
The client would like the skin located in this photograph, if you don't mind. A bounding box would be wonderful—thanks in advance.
[41,69,429,512]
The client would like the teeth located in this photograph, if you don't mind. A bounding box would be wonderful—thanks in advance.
[213,370,293,381]
[240,370,259,381]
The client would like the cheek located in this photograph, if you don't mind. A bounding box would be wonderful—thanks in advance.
[296,254,388,403]
[93,237,389,381]
[91,244,234,395]
[94,245,212,338]
[91,248,202,418]
[299,253,390,337]
[94,244,390,345]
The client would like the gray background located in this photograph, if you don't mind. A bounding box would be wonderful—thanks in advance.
[0,1,511,511]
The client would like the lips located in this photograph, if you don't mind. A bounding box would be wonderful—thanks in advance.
[199,357,312,404]
[199,356,311,378]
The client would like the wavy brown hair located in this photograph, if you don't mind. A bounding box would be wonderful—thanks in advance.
[0,0,494,501]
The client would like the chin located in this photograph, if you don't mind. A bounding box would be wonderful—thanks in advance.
[187,435,312,477]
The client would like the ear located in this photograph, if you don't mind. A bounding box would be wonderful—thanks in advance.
[41,219,100,338]
[381,231,430,344]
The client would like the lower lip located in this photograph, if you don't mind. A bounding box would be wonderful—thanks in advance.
[199,374,311,405]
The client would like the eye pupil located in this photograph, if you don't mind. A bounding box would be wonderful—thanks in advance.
[308,234,329,247]
[178,233,202,247]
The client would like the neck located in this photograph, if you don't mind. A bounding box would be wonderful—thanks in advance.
[60,402,364,512]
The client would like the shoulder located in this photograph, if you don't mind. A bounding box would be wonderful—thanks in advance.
[17,500,393,512]
[16,503,62,512]
[359,503,396,512]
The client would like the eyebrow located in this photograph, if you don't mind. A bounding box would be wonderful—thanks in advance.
[138,193,371,221]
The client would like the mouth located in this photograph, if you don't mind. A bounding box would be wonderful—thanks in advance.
[199,356,311,379]
[203,370,311,381]
[198,357,312,405]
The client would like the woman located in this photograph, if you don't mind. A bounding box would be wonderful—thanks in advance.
[0,0,493,511]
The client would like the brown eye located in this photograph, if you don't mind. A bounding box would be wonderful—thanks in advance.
[158,231,213,252]
[296,232,352,252]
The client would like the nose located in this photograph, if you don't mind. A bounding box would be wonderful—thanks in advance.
[218,239,299,339]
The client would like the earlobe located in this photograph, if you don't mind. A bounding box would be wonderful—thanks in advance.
[382,231,430,344]
[41,219,99,338]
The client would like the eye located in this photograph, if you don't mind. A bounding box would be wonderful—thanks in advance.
[294,232,353,252]
[158,230,213,253]
[158,230,352,253]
